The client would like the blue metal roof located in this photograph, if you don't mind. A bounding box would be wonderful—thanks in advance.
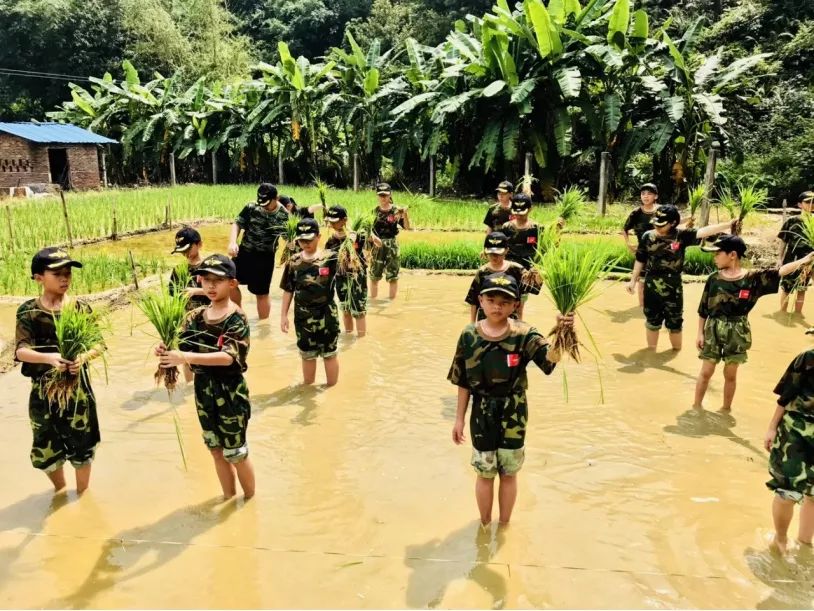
[0,122,117,145]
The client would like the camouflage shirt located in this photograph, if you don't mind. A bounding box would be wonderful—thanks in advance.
[623,208,657,242]
[325,233,368,274]
[280,250,338,308]
[465,262,525,306]
[778,216,814,263]
[500,221,540,269]
[635,228,699,277]
[774,348,814,417]
[372,206,405,239]
[448,320,556,397]
[697,269,780,319]
[179,307,250,378]
[483,204,512,232]
[235,202,289,253]
[15,298,92,379]
[169,261,210,310]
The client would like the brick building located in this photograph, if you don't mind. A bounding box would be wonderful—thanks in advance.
[0,122,117,192]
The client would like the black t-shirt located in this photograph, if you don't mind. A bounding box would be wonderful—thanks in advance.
[623,208,657,242]
[372,206,405,239]
[778,216,813,263]
[483,204,512,232]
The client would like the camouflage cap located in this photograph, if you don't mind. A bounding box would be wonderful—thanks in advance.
[197,254,237,278]
[31,247,83,278]
[652,204,680,227]
[510,193,532,215]
[701,234,746,257]
[376,182,392,195]
[496,180,514,193]
[480,272,520,300]
[483,231,509,254]
[171,227,202,253]
[296,217,320,240]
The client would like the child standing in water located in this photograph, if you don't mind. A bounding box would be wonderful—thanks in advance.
[449,272,571,526]
[325,205,368,337]
[621,183,660,307]
[693,235,814,412]
[465,232,525,322]
[765,341,814,555]
[15,248,105,493]
[483,181,514,233]
[280,218,340,386]
[777,191,814,315]
[627,205,734,351]
[157,254,255,500]
[168,227,209,310]
[369,182,410,300]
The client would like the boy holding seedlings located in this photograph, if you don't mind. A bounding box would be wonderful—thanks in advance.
[764,339,814,555]
[169,227,209,310]
[324,205,367,337]
[626,205,735,351]
[280,218,341,386]
[449,272,571,525]
[693,235,814,412]
[228,183,289,320]
[777,191,814,314]
[15,247,104,493]
[621,183,660,307]
[156,254,255,500]
[465,232,525,322]
[369,182,410,301]
[483,181,514,233]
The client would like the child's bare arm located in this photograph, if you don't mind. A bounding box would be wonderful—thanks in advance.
[452,386,470,445]
[280,290,293,333]
[765,403,785,451]
[15,347,68,369]
[779,251,814,277]
[696,316,706,351]
[627,260,644,294]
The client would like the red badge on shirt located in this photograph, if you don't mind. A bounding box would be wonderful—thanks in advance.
[670,241,680,251]
[739,289,751,299]
[527,236,537,245]
[509,214,516,221]
[507,353,520,367]
[387,215,395,223]
[318,267,330,276]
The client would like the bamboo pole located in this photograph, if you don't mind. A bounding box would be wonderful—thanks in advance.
[128,250,139,290]
[782,198,788,223]
[597,152,610,216]
[278,147,284,184]
[59,189,73,248]
[5,205,13,252]
[211,151,218,185]
[353,153,360,192]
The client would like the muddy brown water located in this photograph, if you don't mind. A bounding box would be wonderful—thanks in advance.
[1,275,813,608]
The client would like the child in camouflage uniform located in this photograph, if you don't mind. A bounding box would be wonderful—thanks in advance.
[324,205,368,337]
[228,183,290,320]
[15,247,105,493]
[621,183,660,307]
[156,254,255,500]
[465,232,525,322]
[483,181,514,233]
[449,272,571,526]
[168,227,209,311]
[692,235,814,412]
[280,218,341,386]
[777,191,814,314]
[369,182,410,301]
[765,343,814,555]
[627,205,734,351]
[500,194,540,271]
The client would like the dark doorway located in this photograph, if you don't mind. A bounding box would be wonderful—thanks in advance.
[48,148,70,189]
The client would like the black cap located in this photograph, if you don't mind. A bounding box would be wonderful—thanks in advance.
[325,206,348,222]
[31,247,82,278]
[257,183,278,204]
[483,231,509,254]
[480,272,520,300]
[171,227,202,254]
[197,254,237,278]
[376,182,392,195]
[799,191,814,204]
[296,218,320,240]
[701,234,747,257]
[496,180,514,194]
[510,193,532,215]
[652,205,680,227]
[640,183,659,195]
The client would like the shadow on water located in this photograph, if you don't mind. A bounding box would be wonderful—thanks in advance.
[56,496,238,609]
[599,304,643,324]
[744,546,814,609]
[404,521,508,609]
[252,384,321,425]
[763,311,811,329]
[612,348,696,381]
[664,409,765,459]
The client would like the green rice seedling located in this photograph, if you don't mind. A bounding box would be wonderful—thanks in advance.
[42,300,107,414]
[555,186,587,224]
[716,185,738,220]
[791,212,814,289]
[685,184,706,228]
[279,215,301,264]
[336,234,363,277]
[136,283,189,392]
[314,177,330,220]
[735,181,768,230]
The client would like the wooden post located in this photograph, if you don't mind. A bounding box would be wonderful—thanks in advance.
[128,250,139,290]
[59,189,73,248]
[700,141,720,227]
[5,205,13,252]
[782,198,788,223]
[211,151,218,185]
[597,151,610,216]
[277,147,284,185]
[169,152,177,187]
[524,152,532,179]
[429,157,436,197]
[111,201,118,240]
[100,147,108,188]
[353,153,360,192]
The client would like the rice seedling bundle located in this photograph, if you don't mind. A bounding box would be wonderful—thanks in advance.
[42,301,107,413]
[337,234,363,277]
[136,283,189,392]
[792,212,814,288]
[279,215,301,264]
[684,184,706,228]
[555,186,587,224]
[717,181,767,234]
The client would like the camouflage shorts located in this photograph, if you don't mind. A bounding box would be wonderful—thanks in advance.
[766,411,814,502]
[781,268,810,294]
[643,274,683,332]
[194,374,251,463]
[336,272,368,317]
[471,447,525,478]
[369,238,400,282]
[471,393,528,452]
[294,302,340,360]
[699,317,752,364]
[29,377,100,472]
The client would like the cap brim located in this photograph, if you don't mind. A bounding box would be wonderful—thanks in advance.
[45,260,83,271]
[172,244,192,254]
[297,233,317,241]
[325,216,342,223]
[511,209,530,216]
[197,267,232,278]
[480,287,519,299]
[496,188,511,193]
[377,190,391,195]
[700,245,721,252]
[484,247,507,254]
[652,220,669,226]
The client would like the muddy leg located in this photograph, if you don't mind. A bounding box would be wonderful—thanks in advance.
[721,363,739,411]
[388,280,398,300]
[75,464,92,494]
[797,496,814,546]
[693,359,717,409]
[370,280,379,299]
[47,466,66,492]
[794,292,806,315]
[475,476,494,525]
[497,474,518,525]
[780,290,791,313]
[256,294,270,320]
[342,311,354,333]
[324,356,339,387]
[772,495,795,554]
[302,359,317,385]
[668,329,682,351]
[646,328,660,350]
[234,457,255,500]
[210,449,236,498]
[355,315,366,337]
